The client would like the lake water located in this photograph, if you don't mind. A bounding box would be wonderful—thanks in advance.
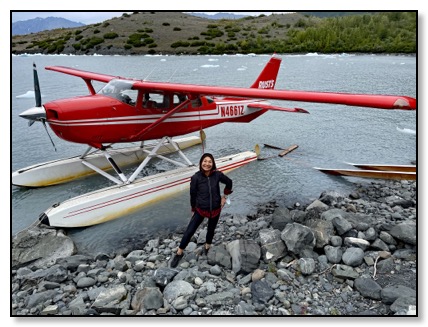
[11,53,416,255]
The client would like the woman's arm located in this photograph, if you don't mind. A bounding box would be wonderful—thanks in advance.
[219,172,233,196]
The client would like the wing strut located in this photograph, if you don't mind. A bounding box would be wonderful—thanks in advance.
[130,99,191,141]
[78,136,196,185]
[128,136,194,183]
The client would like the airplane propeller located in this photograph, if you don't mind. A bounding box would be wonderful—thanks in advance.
[19,63,56,151]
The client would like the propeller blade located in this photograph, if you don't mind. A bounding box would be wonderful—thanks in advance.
[33,62,42,107]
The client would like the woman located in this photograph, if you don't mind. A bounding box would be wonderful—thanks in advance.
[170,153,232,268]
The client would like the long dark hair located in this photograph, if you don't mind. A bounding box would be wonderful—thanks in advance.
[199,153,217,172]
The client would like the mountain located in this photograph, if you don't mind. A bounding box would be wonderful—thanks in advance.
[11,11,416,55]
[12,17,85,35]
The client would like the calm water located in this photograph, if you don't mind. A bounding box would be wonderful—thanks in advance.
[11,54,416,255]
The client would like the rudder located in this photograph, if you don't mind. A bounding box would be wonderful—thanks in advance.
[250,55,282,89]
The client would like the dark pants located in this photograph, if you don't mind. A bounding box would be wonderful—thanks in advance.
[179,211,220,250]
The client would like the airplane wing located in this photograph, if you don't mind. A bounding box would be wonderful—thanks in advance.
[45,66,416,110]
[45,66,119,83]
[133,81,416,110]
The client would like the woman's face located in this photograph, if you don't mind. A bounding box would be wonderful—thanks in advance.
[201,157,213,172]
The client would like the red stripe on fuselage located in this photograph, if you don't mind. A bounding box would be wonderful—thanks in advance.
[48,109,267,144]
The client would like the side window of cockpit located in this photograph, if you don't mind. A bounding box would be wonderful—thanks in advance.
[174,94,188,106]
[119,89,138,106]
[143,93,163,109]
[191,97,202,108]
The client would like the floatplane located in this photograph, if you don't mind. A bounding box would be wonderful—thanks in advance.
[13,55,416,228]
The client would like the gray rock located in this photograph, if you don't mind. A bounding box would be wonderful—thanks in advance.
[56,255,93,272]
[226,239,260,274]
[126,250,146,264]
[163,280,194,301]
[68,295,86,315]
[76,277,96,288]
[298,257,315,275]
[172,296,188,310]
[235,301,256,315]
[332,216,353,235]
[354,277,382,300]
[381,285,416,304]
[131,287,164,311]
[344,237,370,250]
[281,223,315,256]
[342,247,364,267]
[26,290,58,309]
[306,219,334,249]
[389,223,416,245]
[332,264,359,280]
[251,280,274,304]
[259,229,287,262]
[207,244,231,269]
[153,267,179,287]
[324,245,343,264]
[271,207,293,230]
[12,227,76,269]
[18,264,68,283]
[390,296,417,314]
[92,284,129,314]
[371,239,390,251]
[205,291,234,303]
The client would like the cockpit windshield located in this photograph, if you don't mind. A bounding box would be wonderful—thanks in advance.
[98,79,137,106]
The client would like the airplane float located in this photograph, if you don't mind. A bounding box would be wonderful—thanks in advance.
[13,55,416,228]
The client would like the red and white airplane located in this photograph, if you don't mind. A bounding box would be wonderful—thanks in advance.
[14,55,416,227]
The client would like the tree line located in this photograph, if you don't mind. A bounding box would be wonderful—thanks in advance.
[195,12,416,55]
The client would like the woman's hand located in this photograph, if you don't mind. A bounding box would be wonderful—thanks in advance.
[221,196,227,208]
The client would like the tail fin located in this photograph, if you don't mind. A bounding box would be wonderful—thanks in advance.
[250,55,282,89]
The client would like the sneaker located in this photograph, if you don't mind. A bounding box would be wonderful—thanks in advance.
[170,253,183,268]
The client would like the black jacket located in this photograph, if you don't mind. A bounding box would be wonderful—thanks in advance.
[190,170,232,213]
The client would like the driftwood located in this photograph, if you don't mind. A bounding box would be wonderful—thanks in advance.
[279,144,298,157]
[258,144,299,160]
[263,143,284,150]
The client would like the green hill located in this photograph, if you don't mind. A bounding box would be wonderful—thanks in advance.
[11,11,416,55]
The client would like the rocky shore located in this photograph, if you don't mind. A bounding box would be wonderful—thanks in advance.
[11,180,417,316]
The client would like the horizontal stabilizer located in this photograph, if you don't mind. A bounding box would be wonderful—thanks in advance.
[248,103,309,113]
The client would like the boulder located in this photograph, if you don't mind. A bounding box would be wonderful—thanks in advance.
[12,225,76,269]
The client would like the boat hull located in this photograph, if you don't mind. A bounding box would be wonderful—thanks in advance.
[12,136,201,187]
[346,163,416,172]
[315,167,416,181]
[41,151,257,228]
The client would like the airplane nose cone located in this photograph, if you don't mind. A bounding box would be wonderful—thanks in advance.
[19,106,46,121]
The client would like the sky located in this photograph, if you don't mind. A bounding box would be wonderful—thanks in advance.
[11,11,289,24]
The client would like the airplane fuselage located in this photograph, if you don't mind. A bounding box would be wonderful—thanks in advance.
[44,94,268,148]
